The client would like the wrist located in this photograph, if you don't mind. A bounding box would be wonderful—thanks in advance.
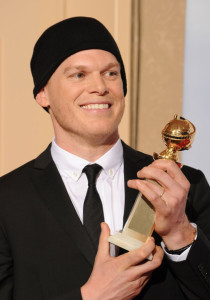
[81,281,102,300]
[162,223,196,251]
[81,283,95,300]
[164,241,193,255]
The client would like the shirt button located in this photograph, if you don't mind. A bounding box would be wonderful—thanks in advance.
[109,169,113,176]
[73,171,77,177]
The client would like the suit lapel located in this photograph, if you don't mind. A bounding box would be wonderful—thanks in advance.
[30,145,96,266]
[122,141,153,225]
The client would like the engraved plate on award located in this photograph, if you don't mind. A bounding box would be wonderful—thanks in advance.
[108,115,196,257]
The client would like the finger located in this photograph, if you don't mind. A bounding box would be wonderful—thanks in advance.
[148,160,190,190]
[126,246,163,285]
[135,178,164,197]
[143,245,164,271]
[136,163,189,207]
[122,237,156,268]
[132,245,164,277]
[127,179,168,213]
[137,165,188,201]
[137,166,178,191]
[95,222,110,262]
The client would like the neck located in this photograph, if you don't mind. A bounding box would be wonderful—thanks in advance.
[54,133,119,162]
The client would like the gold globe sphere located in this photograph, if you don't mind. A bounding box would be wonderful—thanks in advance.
[153,115,196,162]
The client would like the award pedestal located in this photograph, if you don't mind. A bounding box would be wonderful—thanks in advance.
[108,192,155,260]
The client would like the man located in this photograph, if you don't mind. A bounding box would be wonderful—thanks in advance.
[0,17,210,300]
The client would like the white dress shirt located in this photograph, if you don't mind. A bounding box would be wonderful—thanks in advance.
[51,138,124,255]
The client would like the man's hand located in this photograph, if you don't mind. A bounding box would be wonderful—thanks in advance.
[81,223,163,300]
[127,159,195,250]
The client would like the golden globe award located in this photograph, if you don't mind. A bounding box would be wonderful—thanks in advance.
[108,115,196,258]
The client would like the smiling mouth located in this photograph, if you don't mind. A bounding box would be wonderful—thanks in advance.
[80,104,110,109]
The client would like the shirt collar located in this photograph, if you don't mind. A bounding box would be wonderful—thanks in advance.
[51,138,123,181]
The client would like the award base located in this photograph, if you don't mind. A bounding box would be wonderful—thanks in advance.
[108,231,144,252]
[108,231,153,260]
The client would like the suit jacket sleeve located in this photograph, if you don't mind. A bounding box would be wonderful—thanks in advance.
[52,290,83,300]
[0,221,13,299]
[166,167,210,299]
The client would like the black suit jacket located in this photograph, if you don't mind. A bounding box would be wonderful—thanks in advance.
[0,142,210,299]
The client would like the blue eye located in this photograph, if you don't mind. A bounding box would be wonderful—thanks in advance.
[105,71,118,77]
[104,70,120,81]
[74,73,85,78]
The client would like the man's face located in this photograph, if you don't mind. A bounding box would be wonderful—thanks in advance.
[38,49,125,146]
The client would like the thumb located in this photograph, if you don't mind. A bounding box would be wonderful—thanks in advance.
[95,222,110,262]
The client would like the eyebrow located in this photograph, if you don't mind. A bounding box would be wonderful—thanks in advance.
[63,62,120,74]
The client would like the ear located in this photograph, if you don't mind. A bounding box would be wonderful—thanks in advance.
[36,87,50,109]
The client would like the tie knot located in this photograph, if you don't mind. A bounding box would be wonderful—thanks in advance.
[83,164,102,186]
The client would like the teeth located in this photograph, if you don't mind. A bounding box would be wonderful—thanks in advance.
[81,104,109,109]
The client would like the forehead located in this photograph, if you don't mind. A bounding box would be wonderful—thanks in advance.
[59,49,120,69]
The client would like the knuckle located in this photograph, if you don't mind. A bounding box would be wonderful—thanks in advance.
[133,248,149,262]
[126,255,134,267]
[169,199,177,209]
[135,251,145,261]
[167,160,175,168]
[152,193,160,202]
[176,189,187,203]
[138,247,151,260]
[140,165,150,175]
[163,207,171,217]
[133,279,141,289]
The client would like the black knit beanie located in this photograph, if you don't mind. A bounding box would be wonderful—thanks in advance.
[31,16,127,98]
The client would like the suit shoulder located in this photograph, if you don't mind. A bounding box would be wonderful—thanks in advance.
[0,159,35,186]
[0,144,51,187]
[182,165,208,185]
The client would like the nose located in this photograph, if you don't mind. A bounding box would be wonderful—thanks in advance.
[87,73,108,95]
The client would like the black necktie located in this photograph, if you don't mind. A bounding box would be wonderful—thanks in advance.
[83,164,104,249]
